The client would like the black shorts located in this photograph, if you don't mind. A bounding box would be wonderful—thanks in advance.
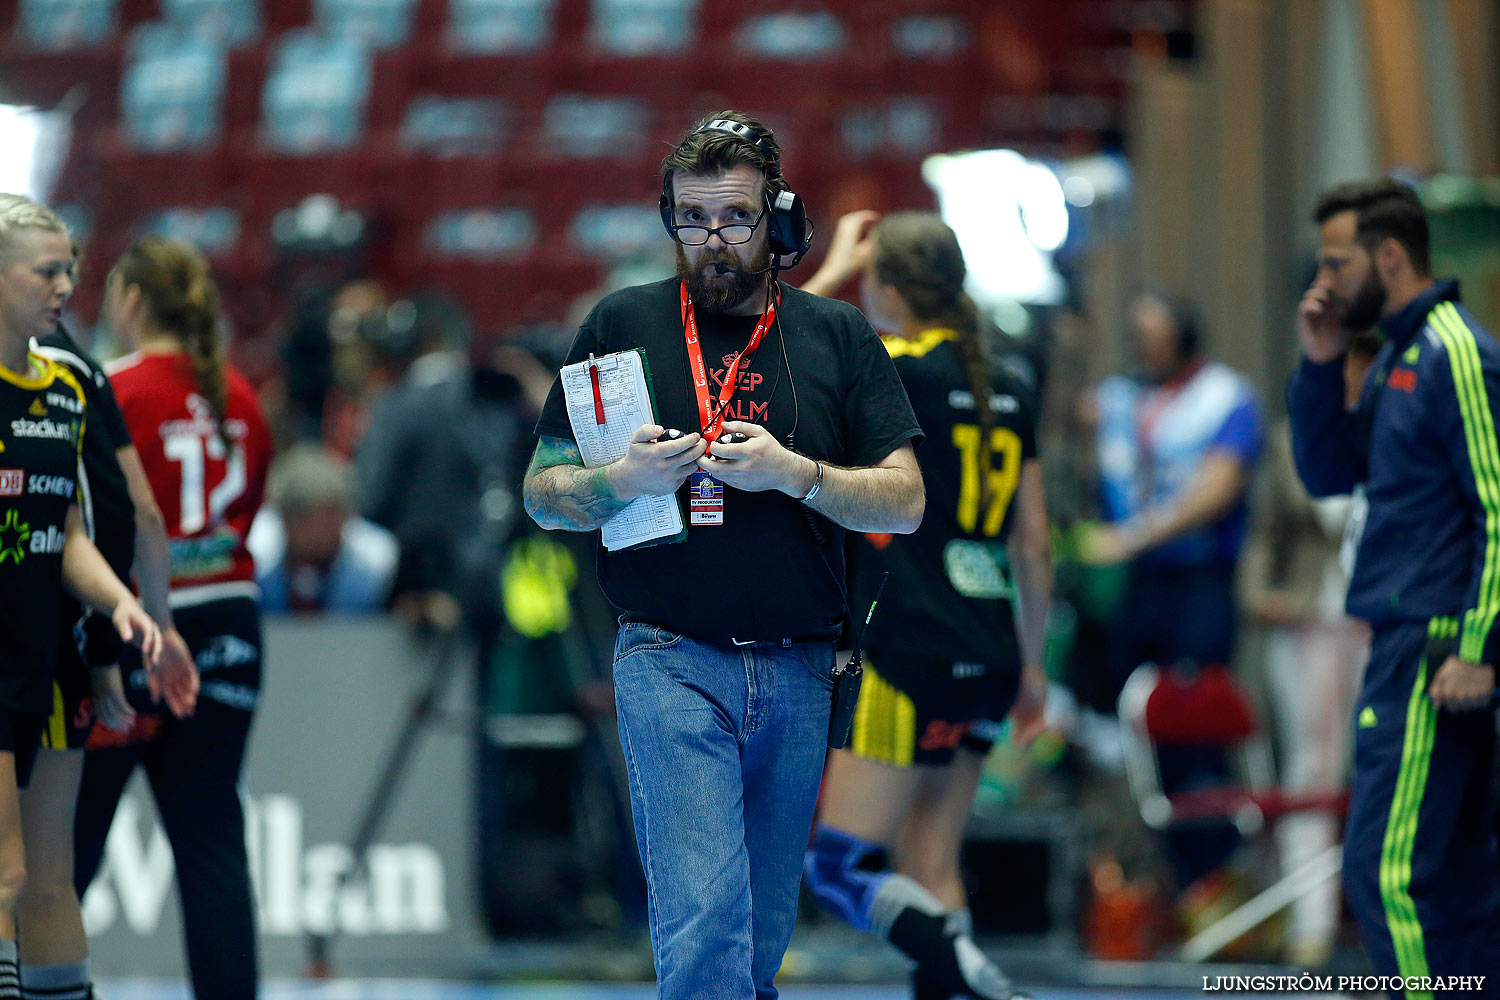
[848,654,1021,767]
[44,613,98,751]
[89,595,262,751]
[0,707,48,788]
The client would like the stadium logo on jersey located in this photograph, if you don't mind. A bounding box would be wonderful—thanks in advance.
[10,417,78,443]
[46,391,83,415]
[27,474,74,497]
[947,390,1020,414]
[0,509,30,563]
[0,470,21,497]
[27,398,46,416]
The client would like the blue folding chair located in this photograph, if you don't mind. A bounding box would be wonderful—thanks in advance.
[17,0,117,50]
[314,0,419,49]
[159,0,261,47]
[541,94,648,159]
[589,0,699,55]
[400,95,511,156]
[261,31,373,153]
[447,0,556,54]
[121,24,228,151]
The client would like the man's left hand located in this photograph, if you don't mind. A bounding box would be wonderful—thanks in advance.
[1008,664,1049,748]
[1428,655,1496,711]
[699,421,815,496]
[1077,523,1138,566]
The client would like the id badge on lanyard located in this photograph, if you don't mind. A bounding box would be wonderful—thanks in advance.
[680,280,778,526]
[688,470,723,525]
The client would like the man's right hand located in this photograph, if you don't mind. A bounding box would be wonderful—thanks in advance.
[607,424,708,500]
[1297,286,1351,364]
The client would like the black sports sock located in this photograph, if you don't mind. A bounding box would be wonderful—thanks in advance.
[912,968,952,1000]
[887,908,1029,1000]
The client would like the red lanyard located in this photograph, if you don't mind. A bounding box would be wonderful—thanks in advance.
[680,280,779,443]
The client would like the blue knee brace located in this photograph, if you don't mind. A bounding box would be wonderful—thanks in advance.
[803,823,892,932]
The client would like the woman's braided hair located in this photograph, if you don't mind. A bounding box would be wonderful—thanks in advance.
[872,213,995,512]
[113,237,228,445]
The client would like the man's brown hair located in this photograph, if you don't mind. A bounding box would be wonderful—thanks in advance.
[1313,178,1430,277]
[660,111,786,198]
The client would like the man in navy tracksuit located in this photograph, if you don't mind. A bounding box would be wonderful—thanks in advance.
[1288,179,1500,996]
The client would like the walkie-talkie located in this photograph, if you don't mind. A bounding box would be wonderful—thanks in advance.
[827,572,888,749]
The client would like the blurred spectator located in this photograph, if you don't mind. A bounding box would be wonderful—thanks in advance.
[248,443,398,613]
[354,294,532,631]
[1082,290,1264,917]
[269,277,392,450]
[1238,331,1376,965]
[323,279,405,457]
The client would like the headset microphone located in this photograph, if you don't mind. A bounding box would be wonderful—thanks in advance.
[713,261,776,276]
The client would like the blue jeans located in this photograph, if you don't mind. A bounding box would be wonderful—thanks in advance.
[612,622,835,999]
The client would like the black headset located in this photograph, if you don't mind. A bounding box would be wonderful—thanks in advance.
[658,118,813,265]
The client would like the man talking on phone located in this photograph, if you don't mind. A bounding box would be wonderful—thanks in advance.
[1287,178,1500,995]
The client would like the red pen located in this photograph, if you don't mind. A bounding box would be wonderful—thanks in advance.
[588,354,606,425]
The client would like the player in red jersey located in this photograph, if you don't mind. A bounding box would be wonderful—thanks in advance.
[72,237,272,1000]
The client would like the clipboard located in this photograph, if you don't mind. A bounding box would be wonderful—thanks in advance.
[560,348,687,551]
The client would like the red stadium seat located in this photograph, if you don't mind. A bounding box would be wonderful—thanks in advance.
[0,44,122,119]
[397,254,604,333]
[1118,663,1350,961]
[86,131,239,220]
[238,136,400,225]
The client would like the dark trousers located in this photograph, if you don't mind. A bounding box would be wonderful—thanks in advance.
[74,700,258,999]
[1343,621,1500,996]
[1110,560,1241,888]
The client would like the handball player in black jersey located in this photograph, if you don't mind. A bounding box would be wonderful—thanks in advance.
[801,213,1052,1000]
[11,195,197,1000]
[0,195,162,999]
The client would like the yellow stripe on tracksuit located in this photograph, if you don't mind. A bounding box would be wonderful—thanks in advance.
[1377,618,1450,999]
[849,662,917,767]
[1430,304,1500,664]
[43,681,67,750]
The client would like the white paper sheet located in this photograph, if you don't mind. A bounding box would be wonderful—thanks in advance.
[559,350,684,550]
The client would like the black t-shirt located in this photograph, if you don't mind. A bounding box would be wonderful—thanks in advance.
[851,331,1039,666]
[37,328,138,669]
[535,278,922,640]
[0,354,87,714]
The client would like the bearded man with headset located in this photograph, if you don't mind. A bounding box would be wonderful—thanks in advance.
[523,110,925,998]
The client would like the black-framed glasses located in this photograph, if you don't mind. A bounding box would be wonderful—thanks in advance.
[668,211,764,247]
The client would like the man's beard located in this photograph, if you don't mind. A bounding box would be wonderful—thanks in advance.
[1337,269,1387,332]
[675,245,769,313]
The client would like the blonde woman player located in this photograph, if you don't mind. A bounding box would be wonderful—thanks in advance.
[0,194,164,1000]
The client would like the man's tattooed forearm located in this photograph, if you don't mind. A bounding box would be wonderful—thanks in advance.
[523,437,630,531]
